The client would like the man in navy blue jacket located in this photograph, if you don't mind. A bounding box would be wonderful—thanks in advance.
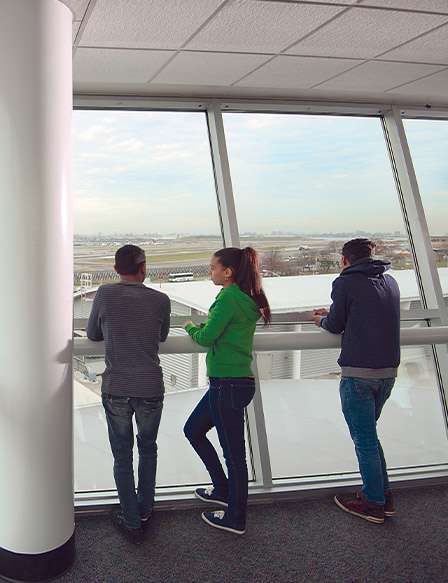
[314,238,400,524]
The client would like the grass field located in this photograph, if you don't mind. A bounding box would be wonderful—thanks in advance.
[84,251,212,266]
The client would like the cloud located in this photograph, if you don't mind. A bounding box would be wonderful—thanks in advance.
[246,117,277,130]
[108,139,144,152]
[78,125,114,142]
[86,168,109,175]
[80,153,109,159]
[153,150,190,161]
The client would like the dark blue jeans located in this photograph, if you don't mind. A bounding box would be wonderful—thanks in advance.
[184,377,256,529]
[340,376,395,505]
[102,393,163,529]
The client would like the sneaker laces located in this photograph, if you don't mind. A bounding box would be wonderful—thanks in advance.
[204,485,215,496]
[213,510,225,519]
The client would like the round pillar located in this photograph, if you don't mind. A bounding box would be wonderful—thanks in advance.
[0,0,74,580]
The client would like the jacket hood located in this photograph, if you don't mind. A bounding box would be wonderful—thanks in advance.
[220,284,261,322]
[340,257,392,277]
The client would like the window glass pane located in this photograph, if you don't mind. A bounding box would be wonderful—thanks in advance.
[257,329,448,480]
[403,119,448,310]
[222,112,448,479]
[403,119,448,264]
[74,110,219,239]
[73,109,229,493]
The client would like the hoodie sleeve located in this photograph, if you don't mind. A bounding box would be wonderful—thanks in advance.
[185,292,234,347]
[320,277,349,335]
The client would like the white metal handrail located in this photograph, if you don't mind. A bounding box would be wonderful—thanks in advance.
[73,325,448,357]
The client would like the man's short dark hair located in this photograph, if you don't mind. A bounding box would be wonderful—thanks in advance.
[115,245,146,275]
[342,238,376,264]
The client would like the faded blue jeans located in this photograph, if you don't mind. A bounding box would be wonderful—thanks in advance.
[340,376,395,506]
[102,393,163,529]
[184,377,256,529]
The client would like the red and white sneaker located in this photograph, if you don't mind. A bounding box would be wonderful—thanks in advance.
[334,492,385,523]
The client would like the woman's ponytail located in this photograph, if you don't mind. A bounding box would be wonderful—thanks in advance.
[214,246,271,325]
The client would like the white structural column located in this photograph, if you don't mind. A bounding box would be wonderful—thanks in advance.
[0,1,74,581]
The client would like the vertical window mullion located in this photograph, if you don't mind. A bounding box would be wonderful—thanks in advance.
[381,105,448,429]
[206,101,240,248]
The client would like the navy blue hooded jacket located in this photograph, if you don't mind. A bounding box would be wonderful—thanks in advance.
[320,257,400,375]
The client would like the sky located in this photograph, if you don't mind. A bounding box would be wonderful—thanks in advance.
[73,110,447,237]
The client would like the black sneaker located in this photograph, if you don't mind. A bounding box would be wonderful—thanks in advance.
[334,493,385,524]
[384,492,395,517]
[140,514,152,534]
[201,510,245,535]
[195,486,228,507]
[111,511,145,545]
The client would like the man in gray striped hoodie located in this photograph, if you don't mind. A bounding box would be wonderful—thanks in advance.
[87,244,170,545]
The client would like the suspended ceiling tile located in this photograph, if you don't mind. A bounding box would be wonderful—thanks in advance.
[379,25,448,64]
[78,0,225,49]
[73,48,175,83]
[292,0,359,3]
[357,0,448,13]
[286,7,448,59]
[315,60,445,92]
[62,0,90,21]
[235,55,362,88]
[185,0,346,53]
[152,51,270,86]
[386,68,448,97]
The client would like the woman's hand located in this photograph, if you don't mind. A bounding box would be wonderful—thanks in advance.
[182,320,194,329]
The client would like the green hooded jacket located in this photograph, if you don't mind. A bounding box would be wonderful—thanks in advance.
[185,284,261,377]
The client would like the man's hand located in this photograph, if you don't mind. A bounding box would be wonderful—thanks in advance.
[182,320,194,329]
[313,308,328,328]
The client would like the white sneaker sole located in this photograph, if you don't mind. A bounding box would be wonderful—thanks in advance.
[194,490,228,507]
[334,495,384,524]
[201,512,245,535]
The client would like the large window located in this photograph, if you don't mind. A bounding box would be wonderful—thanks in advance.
[73,104,448,499]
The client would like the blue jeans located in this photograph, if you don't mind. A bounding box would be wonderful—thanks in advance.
[340,376,395,505]
[184,377,256,529]
[102,393,163,529]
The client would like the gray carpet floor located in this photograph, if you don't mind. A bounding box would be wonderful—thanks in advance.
[56,484,448,583]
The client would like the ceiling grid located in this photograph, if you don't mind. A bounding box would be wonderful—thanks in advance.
[65,0,448,107]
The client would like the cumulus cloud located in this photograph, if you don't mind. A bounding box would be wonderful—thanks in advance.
[86,168,109,175]
[78,125,114,142]
[80,153,109,159]
[109,139,144,152]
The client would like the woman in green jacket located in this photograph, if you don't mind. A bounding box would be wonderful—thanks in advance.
[183,247,270,534]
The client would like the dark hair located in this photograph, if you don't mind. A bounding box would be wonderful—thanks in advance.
[342,238,376,264]
[214,247,271,325]
[115,244,146,275]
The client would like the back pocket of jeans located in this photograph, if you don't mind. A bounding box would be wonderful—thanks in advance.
[143,397,164,414]
[229,380,255,410]
[104,394,130,412]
